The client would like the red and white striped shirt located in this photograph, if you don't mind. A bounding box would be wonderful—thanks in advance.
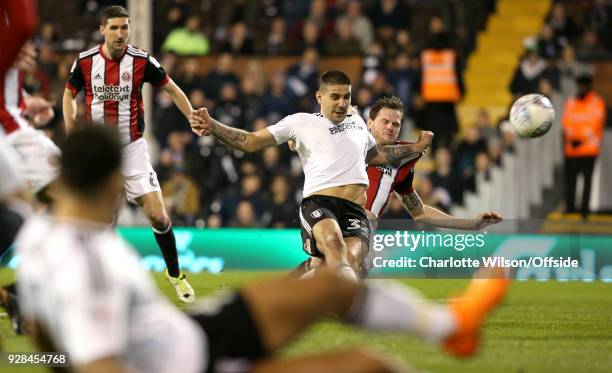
[66,44,169,145]
[365,141,420,217]
[0,67,28,134]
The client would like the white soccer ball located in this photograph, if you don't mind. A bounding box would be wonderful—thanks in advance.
[509,94,555,138]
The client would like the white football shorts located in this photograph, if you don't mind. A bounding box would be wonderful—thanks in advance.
[121,138,161,203]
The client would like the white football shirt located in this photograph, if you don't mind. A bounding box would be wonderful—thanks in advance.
[16,215,207,373]
[266,113,376,197]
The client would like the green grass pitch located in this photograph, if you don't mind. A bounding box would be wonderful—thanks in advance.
[1,270,611,372]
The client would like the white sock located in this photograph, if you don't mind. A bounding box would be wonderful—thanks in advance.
[349,280,457,342]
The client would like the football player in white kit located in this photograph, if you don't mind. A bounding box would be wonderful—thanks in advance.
[293,96,503,278]
[17,125,509,372]
[189,71,433,280]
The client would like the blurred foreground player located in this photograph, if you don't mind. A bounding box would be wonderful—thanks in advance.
[17,126,509,373]
[63,5,195,302]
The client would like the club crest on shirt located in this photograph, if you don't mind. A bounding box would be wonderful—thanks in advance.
[121,71,132,82]
[311,209,322,218]
[375,165,393,176]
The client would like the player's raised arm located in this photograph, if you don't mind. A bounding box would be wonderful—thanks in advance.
[395,190,503,230]
[161,78,193,119]
[189,108,276,153]
[367,131,434,166]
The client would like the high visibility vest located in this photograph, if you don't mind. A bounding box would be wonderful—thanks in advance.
[562,92,606,157]
[421,49,461,103]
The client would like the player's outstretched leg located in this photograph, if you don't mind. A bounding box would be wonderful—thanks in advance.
[312,219,357,280]
[240,267,509,358]
[137,191,195,303]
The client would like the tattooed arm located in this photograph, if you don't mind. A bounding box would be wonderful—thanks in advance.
[189,108,276,152]
[366,131,434,166]
[395,191,503,230]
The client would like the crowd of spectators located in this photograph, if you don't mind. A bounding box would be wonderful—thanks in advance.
[26,0,611,227]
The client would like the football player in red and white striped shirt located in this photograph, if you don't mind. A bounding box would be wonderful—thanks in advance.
[62,6,196,303]
[365,96,502,231]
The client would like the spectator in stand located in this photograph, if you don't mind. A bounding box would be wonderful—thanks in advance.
[498,120,517,154]
[220,22,254,55]
[154,4,186,53]
[415,16,464,149]
[265,17,290,55]
[336,0,374,53]
[474,152,491,182]
[473,108,497,140]
[370,72,394,101]
[416,176,451,213]
[162,168,201,226]
[221,174,264,224]
[354,86,375,119]
[429,147,464,205]
[387,29,413,57]
[214,82,245,129]
[562,75,606,217]
[286,47,320,111]
[386,52,416,117]
[326,18,361,56]
[256,70,297,125]
[175,57,205,94]
[558,46,593,98]
[216,0,258,34]
[161,15,210,56]
[547,2,577,44]
[370,0,409,43]
[361,41,385,86]
[487,136,503,167]
[296,20,324,54]
[588,0,612,51]
[305,0,334,41]
[203,53,240,100]
[576,29,610,61]
[454,127,487,192]
[540,58,561,94]
[537,23,562,59]
[230,200,260,227]
[510,49,545,97]
[263,174,298,228]
[240,76,264,127]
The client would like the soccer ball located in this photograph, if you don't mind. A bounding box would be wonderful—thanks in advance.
[509,94,555,138]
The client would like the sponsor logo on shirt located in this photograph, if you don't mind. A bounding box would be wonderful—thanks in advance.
[93,85,130,101]
[328,120,365,135]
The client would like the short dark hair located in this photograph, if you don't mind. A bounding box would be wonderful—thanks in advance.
[101,5,129,25]
[369,96,405,122]
[60,125,121,196]
[319,70,351,89]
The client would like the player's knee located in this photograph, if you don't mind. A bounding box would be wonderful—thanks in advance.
[148,210,170,230]
[318,233,346,255]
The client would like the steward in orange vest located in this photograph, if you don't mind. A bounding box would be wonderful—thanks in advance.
[414,20,464,149]
[562,75,606,216]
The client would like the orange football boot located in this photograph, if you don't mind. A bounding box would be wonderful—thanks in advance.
[443,267,510,357]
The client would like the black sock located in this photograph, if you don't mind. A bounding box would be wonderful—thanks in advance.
[153,225,180,277]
